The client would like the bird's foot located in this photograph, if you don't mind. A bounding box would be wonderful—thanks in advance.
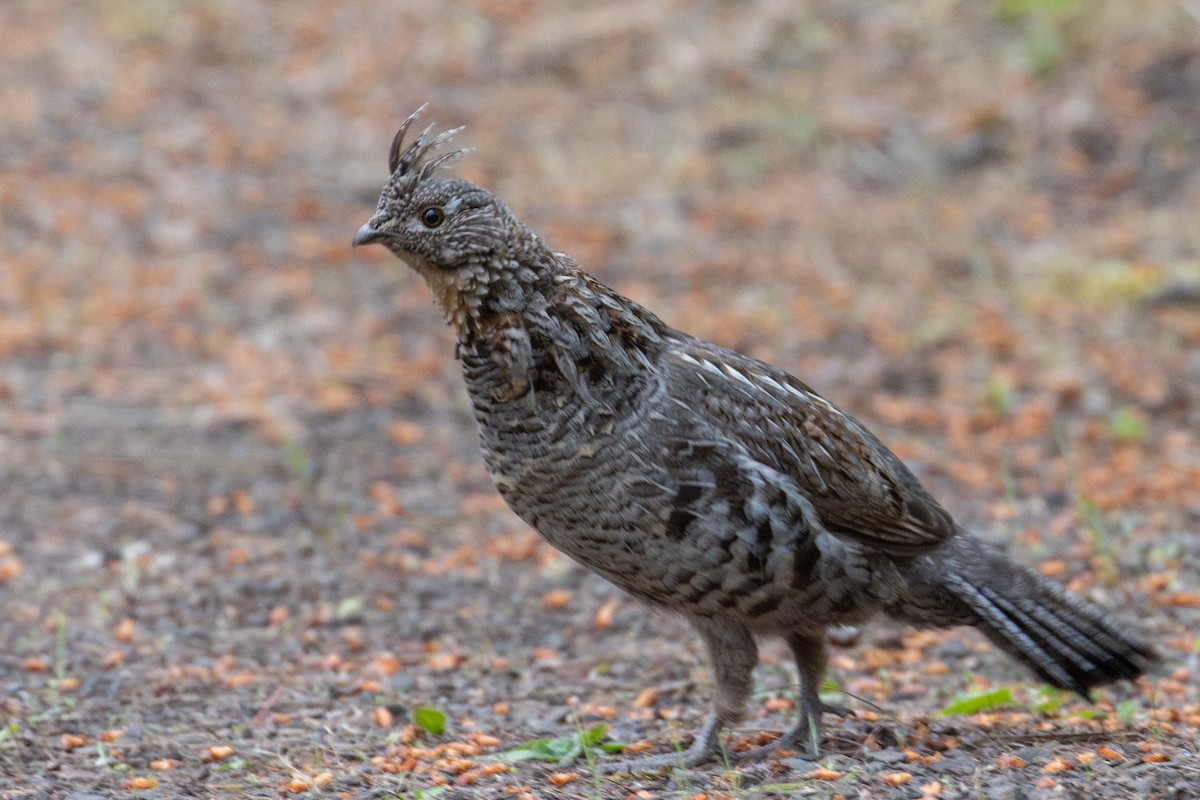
[600,713,723,776]
[729,701,851,764]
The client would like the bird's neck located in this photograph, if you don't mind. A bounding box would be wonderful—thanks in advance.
[447,243,671,385]
[441,237,563,345]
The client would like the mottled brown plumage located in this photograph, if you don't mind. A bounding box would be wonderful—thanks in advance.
[353,109,1158,769]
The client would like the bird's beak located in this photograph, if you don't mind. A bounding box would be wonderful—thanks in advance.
[352,223,382,248]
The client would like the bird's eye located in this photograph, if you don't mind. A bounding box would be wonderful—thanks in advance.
[420,206,445,228]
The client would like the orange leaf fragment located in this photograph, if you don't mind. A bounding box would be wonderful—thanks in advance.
[445,742,481,757]
[0,556,23,583]
[1142,753,1171,763]
[480,762,509,776]
[471,732,501,748]
[1166,591,1200,607]
[312,772,334,788]
[102,650,125,669]
[436,757,475,775]
[548,772,578,786]
[232,489,255,516]
[127,777,158,790]
[1096,745,1124,761]
[1037,777,1057,789]
[632,688,658,708]
[1145,572,1171,591]
[1037,560,1066,577]
[881,771,912,786]
[388,420,424,444]
[427,652,466,671]
[343,627,365,652]
[100,729,124,743]
[374,706,395,728]
[763,695,795,712]
[224,672,256,688]
[369,651,402,676]
[268,605,290,626]
[579,703,616,719]
[150,759,177,771]
[206,744,235,762]
[1042,757,1074,773]
[225,546,251,565]
[392,528,428,548]
[282,777,311,794]
[57,677,80,691]
[995,754,1025,769]
[22,657,49,672]
[807,767,842,780]
[60,734,88,750]
[593,597,620,628]
[114,618,136,642]
[540,589,572,609]
[923,660,949,676]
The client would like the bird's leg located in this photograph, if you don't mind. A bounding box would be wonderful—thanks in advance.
[789,631,850,755]
[603,616,757,774]
[733,632,849,762]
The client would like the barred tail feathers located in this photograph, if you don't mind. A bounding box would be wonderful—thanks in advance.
[897,538,1157,697]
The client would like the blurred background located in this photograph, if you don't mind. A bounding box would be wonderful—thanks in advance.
[2,0,1199,795]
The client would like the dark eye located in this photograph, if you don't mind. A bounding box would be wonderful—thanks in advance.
[420,206,445,228]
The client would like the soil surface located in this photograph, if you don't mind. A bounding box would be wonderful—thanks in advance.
[2,2,1199,798]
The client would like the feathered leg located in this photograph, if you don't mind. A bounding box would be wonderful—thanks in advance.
[604,615,757,773]
[732,632,850,762]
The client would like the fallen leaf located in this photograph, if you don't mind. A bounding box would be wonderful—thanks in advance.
[540,589,572,608]
[593,597,620,628]
[206,745,235,762]
[114,618,135,642]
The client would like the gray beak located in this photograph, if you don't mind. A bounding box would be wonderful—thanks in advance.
[352,223,382,248]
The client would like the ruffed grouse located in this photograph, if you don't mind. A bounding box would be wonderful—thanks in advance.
[353,109,1157,768]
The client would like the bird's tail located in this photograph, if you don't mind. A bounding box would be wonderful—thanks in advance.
[890,536,1158,697]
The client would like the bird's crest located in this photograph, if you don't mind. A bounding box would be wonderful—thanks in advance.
[387,105,469,182]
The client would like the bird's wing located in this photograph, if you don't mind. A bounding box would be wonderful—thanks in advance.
[661,338,956,556]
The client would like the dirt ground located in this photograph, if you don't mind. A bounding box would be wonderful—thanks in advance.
[2,1,1199,798]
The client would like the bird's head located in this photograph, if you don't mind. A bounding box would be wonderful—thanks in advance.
[354,107,544,335]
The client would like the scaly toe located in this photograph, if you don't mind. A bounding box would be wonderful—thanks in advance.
[819,701,851,718]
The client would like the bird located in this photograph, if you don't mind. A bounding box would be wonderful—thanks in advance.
[352,107,1158,770]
